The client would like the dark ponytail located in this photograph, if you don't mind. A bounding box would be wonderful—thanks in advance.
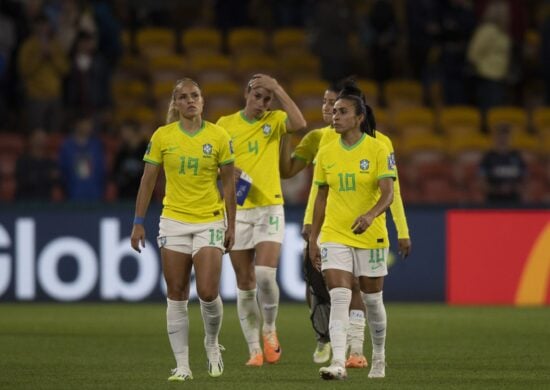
[335,76,377,136]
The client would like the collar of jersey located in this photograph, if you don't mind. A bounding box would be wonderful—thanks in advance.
[239,110,263,124]
[178,120,205,137]
[339,132,366,151]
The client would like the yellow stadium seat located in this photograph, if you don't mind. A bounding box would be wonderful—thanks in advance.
[201,80,242,114]
[228,28,267,55]
[394,107,436,138]
[234,54,277,81]
[112,79,149,108]
[206,104,241,122]
[384,79,423,110]
[148,55,186,82]
[532,107,550,133]
[152,80,175,101]
[278,54,320,81]
[356,79,379,107]
[136,27,176,58]
[272,28,308,56]
[301,107,325,130]
[181,27,222,55]
[440,106,482,135]
[188,54,232,83]
[290,79,327,110]
[487,106,528,132]
[115,105,156,126]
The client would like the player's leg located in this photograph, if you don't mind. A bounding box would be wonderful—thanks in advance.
[346,279,368,368]
[318,244,354,380]
[357,247,389,378]
[254,205,285,364]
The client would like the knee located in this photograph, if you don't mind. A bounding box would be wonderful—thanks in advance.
[235,267,256,290]
[166,280,188,301]
[255,266,277,289]
[197,289,218,302]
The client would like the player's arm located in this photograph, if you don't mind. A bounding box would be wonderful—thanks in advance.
[352,178,394,234]
[280,134,308,178]
[252,74,306,133]
[390,177,412,258]
[131,162,160,252]
[309,184,328,271]
[219,162,236,252]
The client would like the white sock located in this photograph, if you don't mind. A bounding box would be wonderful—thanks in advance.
[348,309,366,356]
[363,291,386,358]
[329,287,352,366]
[255,265,279,334]
[166,298,190,370]
[200,296,223,347]
[237,288,261,354]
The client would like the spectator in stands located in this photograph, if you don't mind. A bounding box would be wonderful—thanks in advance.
[17,13,69,132]
[112,120,148,199]
[58,114,106,201]
[467,0,511,114]
[64,31,109,120]
[479,124,526,204]
[15,128,60,201]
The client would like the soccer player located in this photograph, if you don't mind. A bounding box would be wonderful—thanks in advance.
[216,74,306,366]
[280,80,411,368]
[309,93,396,380]
[130,78,236,382]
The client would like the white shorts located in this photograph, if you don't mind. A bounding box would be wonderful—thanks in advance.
[232,205,285,250]
[157,217,226,257]
[320,243,388,277]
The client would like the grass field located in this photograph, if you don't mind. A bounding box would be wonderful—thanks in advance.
[1,303,549,389]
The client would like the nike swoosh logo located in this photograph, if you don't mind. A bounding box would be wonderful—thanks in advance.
[166,146,179,152]
[326,163,336,169]
[375,329,384,334]
[371,264,383,270]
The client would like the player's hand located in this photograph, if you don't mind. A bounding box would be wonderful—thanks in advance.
[308,240,321,271]
[249,74,278,91]
[224,227,235,253]
[131,224,146,253]
[398,238,411,259]
[301,224,312,241]
[351,212,375,234]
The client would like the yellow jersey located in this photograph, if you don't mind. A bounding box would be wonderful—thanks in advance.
[144,120,234,223]
[314,133,396,248]
[217,110,287,209]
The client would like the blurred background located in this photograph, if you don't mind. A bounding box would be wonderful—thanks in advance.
[0,0,549,305]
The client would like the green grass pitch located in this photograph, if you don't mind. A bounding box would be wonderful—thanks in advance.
[1,303,549,389]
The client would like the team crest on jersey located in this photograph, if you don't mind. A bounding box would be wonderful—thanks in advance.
[203,143,213,155]
[388,152,396,170]
[262,124,272,136]
[360,159,370,171]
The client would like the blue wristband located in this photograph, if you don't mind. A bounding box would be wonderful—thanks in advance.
[133,216,145,225]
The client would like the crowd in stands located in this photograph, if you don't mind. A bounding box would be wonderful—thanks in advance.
[0,0,549,205]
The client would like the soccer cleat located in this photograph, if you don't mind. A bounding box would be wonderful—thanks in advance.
[245,351,264,367]
[319,363,347,380]
[345,353,368,368]
[168,367,193,382]
[313,342,331,364]
[263,331,282,364]
[368,357,386,378]
[205,341,225,377]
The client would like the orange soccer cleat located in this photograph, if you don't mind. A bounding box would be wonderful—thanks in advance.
[263,331,282,364]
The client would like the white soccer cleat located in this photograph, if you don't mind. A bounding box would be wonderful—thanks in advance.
[168,367,193,382]
[319,363,347,380]
[313,342,331,364]
[205,341,225,378]
[368,357,386,378]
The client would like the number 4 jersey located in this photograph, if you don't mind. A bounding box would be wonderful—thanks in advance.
[314,133,396,249]
[143,120,234,223]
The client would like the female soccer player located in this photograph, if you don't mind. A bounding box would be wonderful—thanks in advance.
[130,78,236,382]
[216,74,306,366]
[280,80,411,368]
[309,94,395,380]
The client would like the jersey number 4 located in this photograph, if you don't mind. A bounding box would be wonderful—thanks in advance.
[248,140,259,155]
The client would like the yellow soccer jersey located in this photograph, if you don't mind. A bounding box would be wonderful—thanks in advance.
[292,126,331,164]
[217,110,287,209]
[376,131,410,239]
[144,121,234,223]
[303,128,339,225]
[314,133,396,248]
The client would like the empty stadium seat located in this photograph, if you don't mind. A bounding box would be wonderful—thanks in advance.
[181,27,222,55]
[136,27,176,58]
[228,28,268,56]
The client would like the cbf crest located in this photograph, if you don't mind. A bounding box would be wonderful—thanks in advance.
[262,124,272,136]
[203,143,213,156]
[360,159,370,171]
[388,152,396,170]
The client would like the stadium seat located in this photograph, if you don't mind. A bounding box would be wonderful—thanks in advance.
[228,28,268,56]
[136,27,176,58]
[301,107,325,130]
[356,79,379,107]
[487,106,528,133]
[394,107,436,138]
[205,104,242,123]
[532,107,550,154]
[272,28,308,56]
[277,54,320,81]
[188,54,232,83]
[384,79,423,110]
[289,79,327,110]
[201,80,242,118]
[112,79,149,108]
[147,55,187,82]
[181,27,222,55]
[440,106,482,135]
[234,54,277,82]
